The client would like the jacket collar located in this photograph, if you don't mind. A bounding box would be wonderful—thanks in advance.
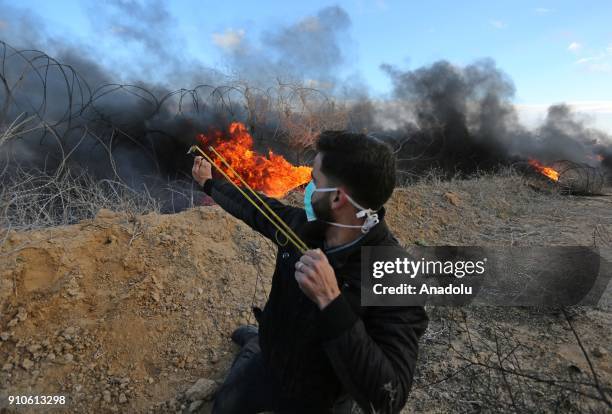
[323,206,392,270]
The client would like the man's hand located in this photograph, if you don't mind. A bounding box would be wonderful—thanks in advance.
[295,249,341,310]
[192,156,212,187]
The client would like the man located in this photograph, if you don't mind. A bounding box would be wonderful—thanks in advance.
[192,131,428,413]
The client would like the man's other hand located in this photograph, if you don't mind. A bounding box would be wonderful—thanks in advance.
[295,249,341,309]
[192,156,212,187]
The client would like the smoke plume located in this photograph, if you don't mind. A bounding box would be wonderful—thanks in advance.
[0,1,611,221]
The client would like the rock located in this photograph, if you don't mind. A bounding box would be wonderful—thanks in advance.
[185,378,217,401]
[118,393,127,404]
[188,400,203,413]
[67,287,80,297]
[0,332,10,341]
[7,318,18,327]
[16,307,28,321]
[64,353,74,363]
[444,192,461,207]
[27,344,41,354]
[21,358,34,370]
[591,347,607,358]
[103,390,111,403]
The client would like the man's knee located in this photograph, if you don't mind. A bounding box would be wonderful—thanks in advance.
[211,340,266,414]
[211,384,244,414]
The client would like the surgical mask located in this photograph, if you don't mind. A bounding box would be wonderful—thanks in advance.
[303,180,380,234]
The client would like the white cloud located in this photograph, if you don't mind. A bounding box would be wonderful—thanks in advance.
[574,45,612,73]
[489,20,508,29]
[568,42,582,52]
[575,54,603,64]
[212,28,245,51]
[585,63,612,73]
[534,7,552,15]
[375,0,389,11]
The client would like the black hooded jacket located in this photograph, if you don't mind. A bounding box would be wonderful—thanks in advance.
[202,178,428,413]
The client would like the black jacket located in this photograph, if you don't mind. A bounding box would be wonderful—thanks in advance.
[203,179,428,413]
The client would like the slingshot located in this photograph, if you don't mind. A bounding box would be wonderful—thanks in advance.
[188,145,309,254]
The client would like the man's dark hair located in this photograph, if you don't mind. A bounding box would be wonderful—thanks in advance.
[316,131,396,209]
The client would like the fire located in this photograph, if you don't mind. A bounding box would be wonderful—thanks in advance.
[528,159,559,181]
[197,122,312,197]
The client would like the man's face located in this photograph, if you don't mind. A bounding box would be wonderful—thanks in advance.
[310,153,334,222]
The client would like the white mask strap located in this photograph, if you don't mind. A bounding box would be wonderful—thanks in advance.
[314,187,380,233]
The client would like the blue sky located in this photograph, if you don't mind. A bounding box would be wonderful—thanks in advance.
[6,0,612,130]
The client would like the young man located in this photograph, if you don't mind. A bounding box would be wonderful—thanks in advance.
[192,131,428,413]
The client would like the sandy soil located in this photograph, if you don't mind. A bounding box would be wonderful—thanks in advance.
[1,174,610,413]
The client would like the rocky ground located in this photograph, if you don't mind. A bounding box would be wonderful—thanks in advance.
[1,173,610,413]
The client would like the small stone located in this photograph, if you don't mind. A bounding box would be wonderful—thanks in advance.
[185,378,217,401]
[444,191,461,207]
[0,332,10,341]
[188,400,203,413]
[2,363,12,371]
[16,307,27,321]
[8,318,18,327]
[103,390,111,403]
[64,353,74,363]
[47,352,56,361]
[118,393,127,404]
[147,377,154,384]
[27,344,41,354]
[21,358,34,370]
[591,347,607,358]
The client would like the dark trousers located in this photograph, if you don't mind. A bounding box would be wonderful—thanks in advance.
[212,336,355,414]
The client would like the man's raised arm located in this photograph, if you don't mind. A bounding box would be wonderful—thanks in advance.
[192,155,303,245]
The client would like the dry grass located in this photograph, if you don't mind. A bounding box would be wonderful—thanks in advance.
[0,166,160,231]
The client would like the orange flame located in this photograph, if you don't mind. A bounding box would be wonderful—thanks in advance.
[528,159,559,181]
[197,122,312,197]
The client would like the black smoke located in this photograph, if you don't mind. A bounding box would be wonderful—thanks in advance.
[0,2,357,213]
[377,59,612,180]
[0,1,611,219]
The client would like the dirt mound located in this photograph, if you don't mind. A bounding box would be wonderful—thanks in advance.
[0,206,276,413]
[1,175,611,413]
